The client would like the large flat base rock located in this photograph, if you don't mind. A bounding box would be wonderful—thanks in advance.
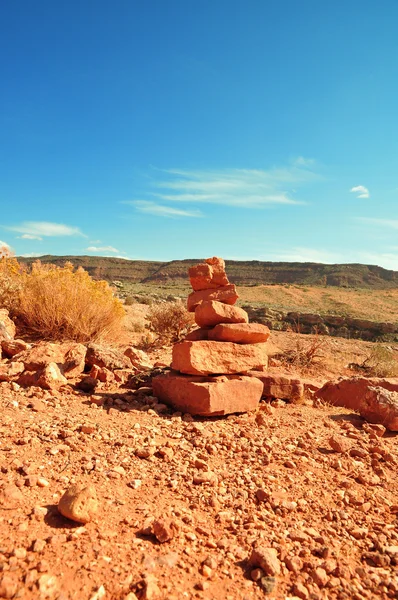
[152,372,263,416]
[172,340,268,375]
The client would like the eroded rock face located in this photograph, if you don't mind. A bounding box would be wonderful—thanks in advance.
[152,372,263,416]
[189,257,229,291]
[208,323,270,344]
[195,300,248,328]
[172,340,268,376]
[187,284,238,312]
[316,377,398,431]
[0,309,15,341]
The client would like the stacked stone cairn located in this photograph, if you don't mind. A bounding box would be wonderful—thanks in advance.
[152,257,271,416]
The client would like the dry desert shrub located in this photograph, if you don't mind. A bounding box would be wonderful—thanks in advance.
[358,344,398,377]
[275,332,327,371]
[0,256,23,310]
[16,261,125,343]
[145,300,194,347]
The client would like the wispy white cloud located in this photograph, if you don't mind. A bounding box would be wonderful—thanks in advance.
[356,217,398,229]
[293,156,316,168]
[86,246,120,253]
[126,201,203,218]
[18,233,43,240]
[350,185,370,199]
[148,163,317,208]
[18,252,43,258]
[7,221,85,237]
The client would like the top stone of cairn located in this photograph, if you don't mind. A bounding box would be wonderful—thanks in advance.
[189,257,229,291]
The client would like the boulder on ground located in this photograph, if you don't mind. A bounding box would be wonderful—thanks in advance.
[15,341,86,378]
[1,339,31,358]
[187,284,238,312]
[172,340,268,376]
[0,361,25,382]
[247,372,304,402]
[316,377,398,431]
[58,483,98,524]
[316,377,398,409]
[0,309,15,341]
[208,322,270,344]
[85,344,130,370]
[152,372,263,416]
[195,300,248,328]
[360,386,398,431]
[124,347,152,370]
[37,363,68,389]
[90,364,115,383]
[189,257,229,291]
[18,362,68,390]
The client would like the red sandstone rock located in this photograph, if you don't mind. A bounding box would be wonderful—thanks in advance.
[247,372,304,402]
[316,377,398,408]
[359,387,398,431]
[316,377,398,431]
[195,300,248,328]
[0,309,15,341]
[208,322,270,344]
[86,344,130,370]
[248,546,281,576]
[18,362,68,390]
[124,347,152,370]
[90,365,115,383]
[185,328,209,341]
[1,339,30,358]
[152,372,263,415]
[189,257,229,291]
[172,340,268,375]
[187,285,238,312]
[0,361,25,382]
[37,363,68,390]
[15,341,86,378]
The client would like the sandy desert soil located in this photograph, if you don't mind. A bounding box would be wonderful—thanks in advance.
[1,326,398,600]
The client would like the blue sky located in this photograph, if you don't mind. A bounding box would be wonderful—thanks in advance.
[1,0,398,268]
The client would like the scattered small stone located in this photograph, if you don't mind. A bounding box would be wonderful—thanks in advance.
[248,545,281,576]
[152,518,178,543]
[329,435,351,453]
[58,483,98,524]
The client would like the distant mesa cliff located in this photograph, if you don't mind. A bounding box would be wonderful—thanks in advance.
[18,255,398,289]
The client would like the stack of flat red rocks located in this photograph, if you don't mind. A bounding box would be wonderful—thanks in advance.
[153,257,270,416]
